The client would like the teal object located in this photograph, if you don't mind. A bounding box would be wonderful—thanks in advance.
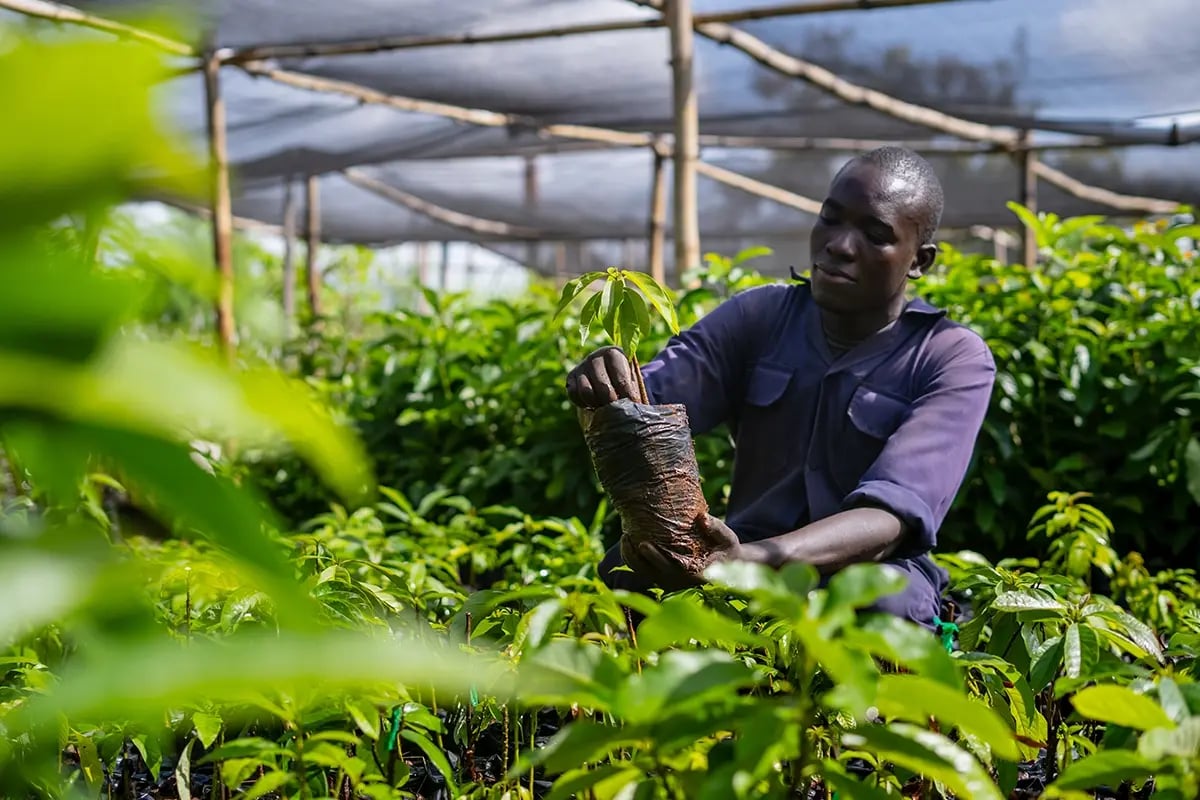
[385,705,403,753]
[932,616,958,653]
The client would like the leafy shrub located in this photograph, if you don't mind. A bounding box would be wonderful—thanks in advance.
[919,209,1200,563]
[246,222,1200,567]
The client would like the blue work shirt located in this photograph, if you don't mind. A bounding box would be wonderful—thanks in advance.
[599,280,996,630]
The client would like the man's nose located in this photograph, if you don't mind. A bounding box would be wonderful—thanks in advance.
[825,231,855,261]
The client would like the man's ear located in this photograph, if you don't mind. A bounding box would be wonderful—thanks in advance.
[908,242,938,279]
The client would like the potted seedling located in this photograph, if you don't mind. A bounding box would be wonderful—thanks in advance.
[554,268,712,573]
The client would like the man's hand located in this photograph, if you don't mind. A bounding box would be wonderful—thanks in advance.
[566,346,640,408]
[630,514,745,592]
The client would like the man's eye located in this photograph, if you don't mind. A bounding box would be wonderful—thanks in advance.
[867,229,892,246]
[819,212,839,225]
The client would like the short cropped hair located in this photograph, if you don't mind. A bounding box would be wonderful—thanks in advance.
[842,146,945,246]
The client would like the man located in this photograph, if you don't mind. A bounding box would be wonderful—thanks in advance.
[565,146,995,631]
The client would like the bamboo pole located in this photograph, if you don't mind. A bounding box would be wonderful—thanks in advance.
[0,0,196,55]
[2,0,1181,159]
[281,176,298,327]
[159,198,285,234]
[305,175,323,320]
[439,241,451,291]
[523,155,540,272]
[203,52,236,362]
[219,0,961,62]
[632,0,1019,148]
[239,62,653,148]
[647,142,668,285]
[668,0,701,278]
[1031,161,1182,215]
[1018,131,1038,267]
[696,160,823,214]
[344,168,544,238]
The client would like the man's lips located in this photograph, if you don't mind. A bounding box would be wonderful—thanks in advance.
[814,263,857,283]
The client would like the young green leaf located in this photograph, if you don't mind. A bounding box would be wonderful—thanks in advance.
[1071,685,1176,731]
[553,271,607,321]
[193,711,224,750]
[545,764,644,800]
[624,270,680,335]
[843,722,1003,800]
[514,720,645,776]
[635,593,766,653]
[1049,750,1159,792]
[1006,202,1046,251]
[599,276,623,347]
[578,292,603,345]
[616,287,652,357]
[1029,636,1065,694]
[242,770,292,800]
[874,674,1021,761]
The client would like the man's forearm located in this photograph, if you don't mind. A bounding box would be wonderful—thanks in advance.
[738,507,906,573]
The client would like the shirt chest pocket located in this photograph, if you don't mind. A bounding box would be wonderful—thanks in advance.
[832,384,911,492]
[733,362,802,478]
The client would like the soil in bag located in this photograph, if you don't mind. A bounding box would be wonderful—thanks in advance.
[580,398,710,572]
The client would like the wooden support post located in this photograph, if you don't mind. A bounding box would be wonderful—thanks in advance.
[305,175,323,320]
[524,155,540,272]
[555,243,568,286]
[667,0,701,279]
[440,241,450,291]
[280,176,298,328]
[203,51,235,362]
[1018,131,1038,267]
[647,142,668,285]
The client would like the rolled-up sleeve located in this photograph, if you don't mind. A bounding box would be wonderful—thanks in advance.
[640,285,781,435]
[842,329,996,558]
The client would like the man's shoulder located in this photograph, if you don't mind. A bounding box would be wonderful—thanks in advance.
[930,317,994,363]
[725,280,807,318]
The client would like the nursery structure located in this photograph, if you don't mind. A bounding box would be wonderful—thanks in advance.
[2,0,1198,353]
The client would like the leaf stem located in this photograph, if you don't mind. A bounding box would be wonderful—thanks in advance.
[630,354,649,405]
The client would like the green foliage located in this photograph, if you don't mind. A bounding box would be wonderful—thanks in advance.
[918,209,1200,562]
[4,16,1200,800]
[554,267,680,357]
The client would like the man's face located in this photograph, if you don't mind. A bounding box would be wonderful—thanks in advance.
[808,159,936,314]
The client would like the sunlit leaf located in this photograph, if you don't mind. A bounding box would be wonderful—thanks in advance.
[1050,750,1159,792]
[193,712,224,749]
[843,722,1003,800]
[635,593,765,652]
[1071,685,1175,731]
[875,674,1021,761]
[0,36,200,230]
[624,271,680,334]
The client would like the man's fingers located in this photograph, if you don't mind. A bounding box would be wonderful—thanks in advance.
[602,348,639,402]
[587,361,619,404]
[575,373,600,406]
[697,514,738,547]
[637,541,673,574]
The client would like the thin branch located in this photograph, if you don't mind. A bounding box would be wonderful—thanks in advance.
[223,18,661,63]
[239,61,654,147]
[697,0,964,24]
[161,198,285,234]
[1031,161,1183,215]
[696,161,823,214]
[0,0,195,55]
[219,0,961,63]
[344,168,545,239]
[630,0,1019,147]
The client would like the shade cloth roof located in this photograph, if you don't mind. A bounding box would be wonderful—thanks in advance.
[6,0,1199,276]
